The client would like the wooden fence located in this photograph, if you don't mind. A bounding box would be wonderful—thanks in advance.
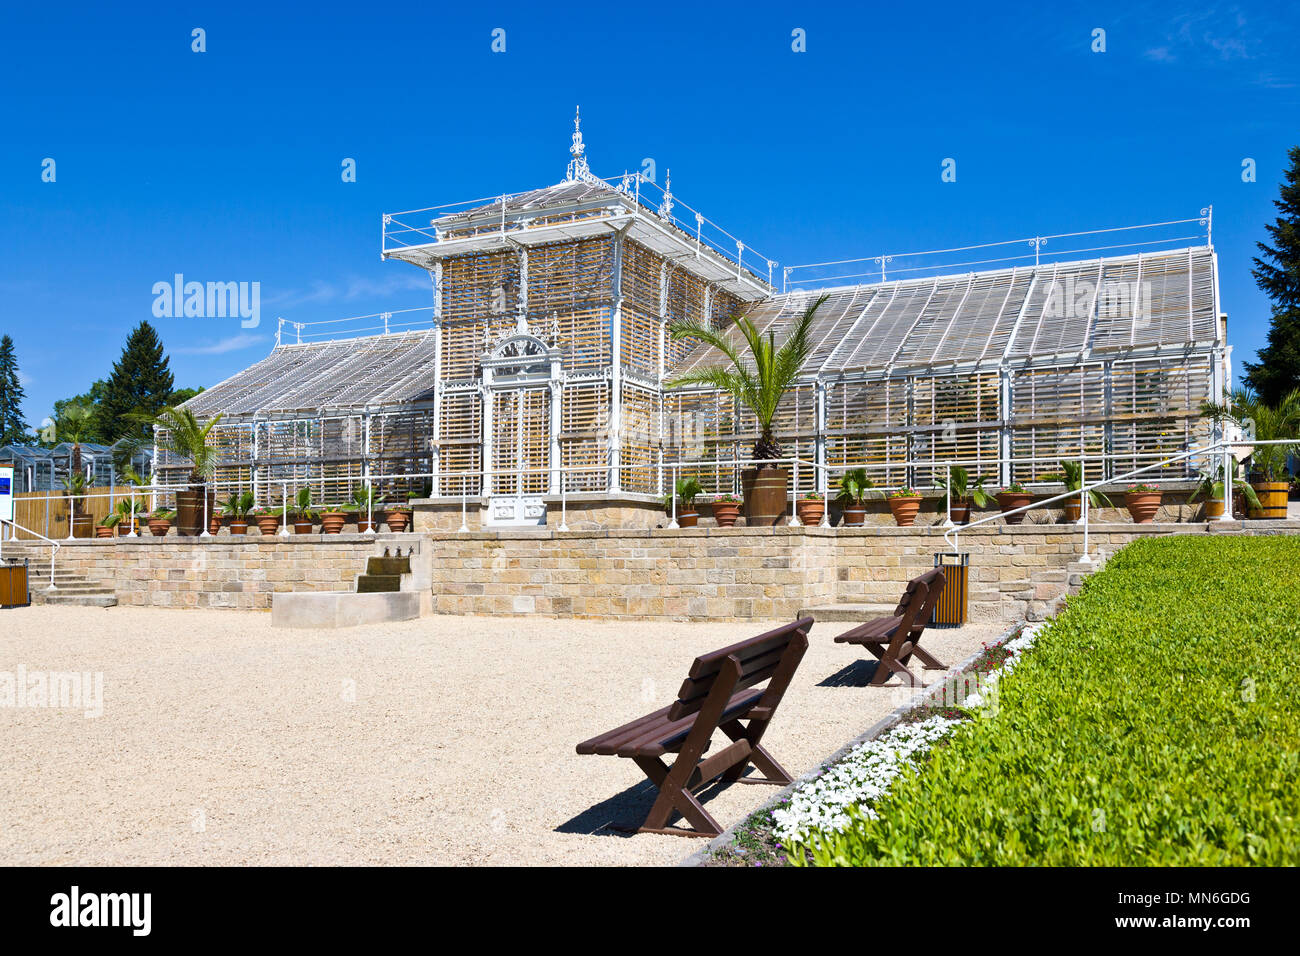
[10,487,142,540]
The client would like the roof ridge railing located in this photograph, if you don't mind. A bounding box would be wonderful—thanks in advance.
[784,209,1213,291]
[382,171,778,290]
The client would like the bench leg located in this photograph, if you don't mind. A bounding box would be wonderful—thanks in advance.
[717,719,794,785]
[910,645,947,670]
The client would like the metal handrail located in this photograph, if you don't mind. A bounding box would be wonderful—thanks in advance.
[944,438,1291,557]
[0,517,61,589]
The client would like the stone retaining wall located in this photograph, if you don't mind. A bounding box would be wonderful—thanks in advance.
[47,534,402,609]
[29,521,1300,619]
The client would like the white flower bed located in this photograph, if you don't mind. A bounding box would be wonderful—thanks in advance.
[771,623,1044,844]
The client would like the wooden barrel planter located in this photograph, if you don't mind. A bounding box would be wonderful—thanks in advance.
[1249,481,1288,519]
[71,513,94,539]
[741,467,788,527]
[175,489,216,536]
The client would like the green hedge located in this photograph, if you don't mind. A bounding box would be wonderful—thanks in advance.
[798,535,1300,865]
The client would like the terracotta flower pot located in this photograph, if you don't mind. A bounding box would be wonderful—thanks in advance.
[95,525,113,539]
[841,505,866,527]
[796,499,825,526]
[209,514,222,536]
[228,521,248,535]
[320,511,346,534]
[996,492,1032,524]
[385,508,411,533]
[677,511,699,528]
[148,519,171,537]
[712,502,742,528]
[1125,491,1162,524]
[255,515,281,536]
[888,496,922,527]
[948,499,972,526]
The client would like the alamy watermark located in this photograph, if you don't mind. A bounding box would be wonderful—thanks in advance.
[0,664,103,718]
[1042,275,1152,324]
[152,273,260,328]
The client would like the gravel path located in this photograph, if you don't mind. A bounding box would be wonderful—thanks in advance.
[0,606,1004,866]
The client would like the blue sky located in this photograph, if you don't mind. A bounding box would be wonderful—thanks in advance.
[2,1,1297,424]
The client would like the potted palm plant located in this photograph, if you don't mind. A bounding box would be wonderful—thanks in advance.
[888,487,923,526]
[62,471,95,538]
[933,465,991,525]
[1188,458,1259,519]
[138,407,223,536]
[1203,388,1300,520]
[96,515,116,538]
[221,491,255,534]
[1051,460,1111,522]
[348,486,378,532]
[995,482,1033,524]
[290,487,316,534]
[834,469,872,526]
[711,492,742,528]
[108,497,143,537]
[668,295,827,527]
[663,476,704,528]
[796,491,825,526]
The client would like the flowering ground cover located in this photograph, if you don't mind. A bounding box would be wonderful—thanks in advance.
[702,627,1034,867]
[793,535,1300,866]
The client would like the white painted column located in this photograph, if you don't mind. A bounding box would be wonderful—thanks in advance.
[480,375,494,499]
[609,233,624,494]
[431,262,443,492]
[998,365,1012,486]
[549,351,562,495]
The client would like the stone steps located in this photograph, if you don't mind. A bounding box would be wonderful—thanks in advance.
[5,549,119,607]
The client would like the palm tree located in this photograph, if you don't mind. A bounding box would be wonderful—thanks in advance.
[142,406,224,485]
[60,402,96,482]
[667,295,827,460]
[1201,387,1300,481]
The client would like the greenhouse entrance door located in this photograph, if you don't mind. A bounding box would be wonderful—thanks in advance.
[486,385,550,526]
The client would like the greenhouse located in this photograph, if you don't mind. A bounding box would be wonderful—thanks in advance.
[169,117,1228,525]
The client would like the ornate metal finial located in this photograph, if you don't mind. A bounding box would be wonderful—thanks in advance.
[566,106,593,183]
[657,168,674,221]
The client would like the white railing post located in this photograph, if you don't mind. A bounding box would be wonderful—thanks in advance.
[1080,475,1094,563]
[558,466,569,532]
[1076,456,1087,525]
[1219,441,1233,521]
[201,483,211,538]
[668,464,679,529]
[789,458,801,527]
[942,465,954,529]
[365,478,376,535]
[280,482,291,537]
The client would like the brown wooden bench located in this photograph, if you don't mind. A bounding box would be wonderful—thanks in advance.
[576,618,812,838]
[833,568,947,687]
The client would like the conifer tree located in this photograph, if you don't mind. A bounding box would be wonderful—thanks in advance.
[99,321,175,443]
[1244,146,1300,404]
[0,334,29,445]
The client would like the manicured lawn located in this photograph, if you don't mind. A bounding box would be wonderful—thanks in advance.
[796,535,1300,865]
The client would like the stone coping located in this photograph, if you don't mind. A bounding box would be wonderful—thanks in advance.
[23,519,1300,546]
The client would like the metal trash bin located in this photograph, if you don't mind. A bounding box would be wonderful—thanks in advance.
[0,558,31,609]
[932,552,968,628]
